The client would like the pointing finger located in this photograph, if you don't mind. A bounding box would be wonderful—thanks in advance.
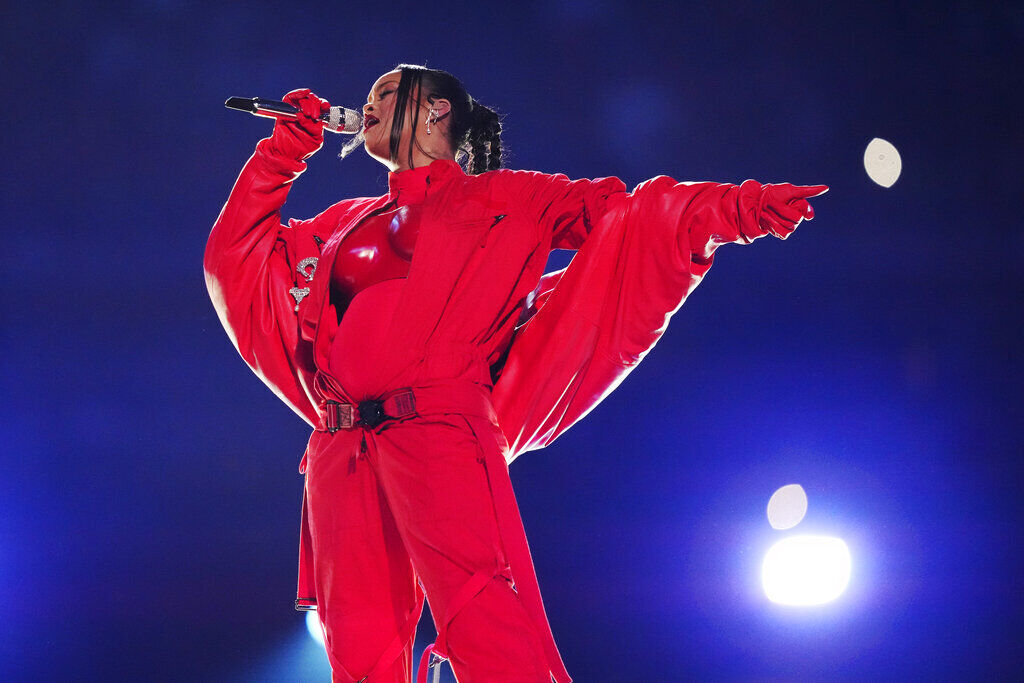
[795,184,829,198]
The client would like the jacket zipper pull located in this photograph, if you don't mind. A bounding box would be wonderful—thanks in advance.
[480,214,507,249]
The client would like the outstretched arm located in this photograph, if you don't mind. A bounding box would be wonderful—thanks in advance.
[496,167,825,255]
[492,173,828,459]
[681,178,827,264]
[203,89,331,427]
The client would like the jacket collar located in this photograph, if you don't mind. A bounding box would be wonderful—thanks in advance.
[387,158,464,204]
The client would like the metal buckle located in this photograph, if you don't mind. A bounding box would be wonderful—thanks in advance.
[324,400,354,433]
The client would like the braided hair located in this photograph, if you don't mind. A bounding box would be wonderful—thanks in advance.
[464,100,503,174]
[359,64,503,175]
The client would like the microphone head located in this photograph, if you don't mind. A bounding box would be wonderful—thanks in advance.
[324,106,362,134]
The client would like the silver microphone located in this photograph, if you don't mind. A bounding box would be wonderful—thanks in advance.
[225,96,363,134]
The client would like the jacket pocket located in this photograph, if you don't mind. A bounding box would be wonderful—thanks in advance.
[444,215,508,251]
[444,215,498,232]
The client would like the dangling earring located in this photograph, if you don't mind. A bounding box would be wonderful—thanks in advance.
[426,109,437,135]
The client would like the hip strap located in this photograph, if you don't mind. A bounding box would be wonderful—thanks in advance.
[317,380,498,433]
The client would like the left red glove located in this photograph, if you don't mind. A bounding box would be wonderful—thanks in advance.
[757,183,829,238]
[265,88,332,161]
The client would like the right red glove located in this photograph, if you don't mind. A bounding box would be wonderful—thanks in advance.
[757,183,829,239]
[266,88,330,161]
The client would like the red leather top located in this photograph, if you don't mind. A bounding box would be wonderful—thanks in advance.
[329,163,434,311]
[328,203,422,310]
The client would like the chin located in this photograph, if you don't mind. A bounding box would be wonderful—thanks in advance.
[363,141,389,165]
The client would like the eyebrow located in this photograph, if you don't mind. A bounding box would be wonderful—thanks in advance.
[373,80,399,95]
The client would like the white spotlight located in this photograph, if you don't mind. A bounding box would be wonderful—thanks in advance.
[762,535,851,605]
[863,137,902,187]
[305,610,325,646]
[766,484,808,530]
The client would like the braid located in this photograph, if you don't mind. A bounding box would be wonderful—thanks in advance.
[466,102,502,175]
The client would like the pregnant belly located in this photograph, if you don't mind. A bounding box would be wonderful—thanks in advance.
[326,277,408,398]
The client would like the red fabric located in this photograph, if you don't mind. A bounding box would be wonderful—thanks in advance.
[205,135,823,681]
[328,182,425,310]
[306,381,557,682]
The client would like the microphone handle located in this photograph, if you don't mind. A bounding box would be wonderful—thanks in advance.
[224,96,362,134]
[250,98,301,117]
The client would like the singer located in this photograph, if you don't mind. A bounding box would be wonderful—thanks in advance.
[204,64,827,683]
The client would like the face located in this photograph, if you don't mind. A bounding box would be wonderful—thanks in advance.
[361,70,405,166]
[361,69,453,171]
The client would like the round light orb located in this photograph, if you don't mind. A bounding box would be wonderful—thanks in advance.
[762,535,851,606]
[863,137,902,187]
[305,609,325,645]
[766,484,808,530]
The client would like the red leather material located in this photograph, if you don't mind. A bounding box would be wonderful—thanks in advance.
[491,176,828,458]
[328,200,424,310]
[269,88,330,161]
[205,136,825,680]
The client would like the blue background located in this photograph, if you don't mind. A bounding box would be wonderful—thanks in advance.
[2,0,1021,679]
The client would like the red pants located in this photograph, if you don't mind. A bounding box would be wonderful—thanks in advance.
[304,382,561,682]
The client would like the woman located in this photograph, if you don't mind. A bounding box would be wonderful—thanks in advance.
[204,64,827,683]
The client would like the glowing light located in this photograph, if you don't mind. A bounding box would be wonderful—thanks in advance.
[766,484,808,530]
[762,535,851,605]
[863,137,902,187]
[305,610,324,646]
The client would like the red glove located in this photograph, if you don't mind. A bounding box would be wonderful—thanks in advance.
[757,183,829,239]
[266,88,331,161]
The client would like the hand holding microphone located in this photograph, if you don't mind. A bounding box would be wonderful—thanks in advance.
[226,89,362,161]
[273,89,329,161]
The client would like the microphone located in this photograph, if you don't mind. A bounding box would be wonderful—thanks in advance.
[225,96,362,134]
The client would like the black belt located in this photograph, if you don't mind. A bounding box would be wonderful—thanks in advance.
[322,389,417,432]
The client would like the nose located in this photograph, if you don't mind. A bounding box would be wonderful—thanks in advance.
[363,103,374,116]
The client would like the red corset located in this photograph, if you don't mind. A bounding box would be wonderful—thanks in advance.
[329,202,423,311]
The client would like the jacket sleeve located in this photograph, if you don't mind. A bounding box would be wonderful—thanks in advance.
[203,137,325,427]
[492,174,781,460]
[497,169,630,250]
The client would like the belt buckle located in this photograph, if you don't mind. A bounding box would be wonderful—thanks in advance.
[357,399,386,429]
[324,400,354,433]
[326,390,416,432]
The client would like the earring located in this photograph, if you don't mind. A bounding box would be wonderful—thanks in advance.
[426,109,437,135]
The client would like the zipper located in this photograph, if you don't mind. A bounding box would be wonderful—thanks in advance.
[479,214,507,249]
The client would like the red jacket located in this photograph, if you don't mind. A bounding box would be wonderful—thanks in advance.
[205,137,783,610]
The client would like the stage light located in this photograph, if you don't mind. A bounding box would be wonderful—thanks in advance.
[762,535,851,605]
[766,484,808,530]
[863,137,902,187]
[305,610,325,646]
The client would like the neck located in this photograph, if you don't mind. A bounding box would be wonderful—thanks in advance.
[388,148,456,173]
[386,124,457,172]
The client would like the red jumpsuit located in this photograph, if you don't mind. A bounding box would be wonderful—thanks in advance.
[205,135,816,682]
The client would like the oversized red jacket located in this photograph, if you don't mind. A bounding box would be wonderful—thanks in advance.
[205,137,783,609]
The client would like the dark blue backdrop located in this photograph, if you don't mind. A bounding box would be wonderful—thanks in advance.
[2,1,1021,679]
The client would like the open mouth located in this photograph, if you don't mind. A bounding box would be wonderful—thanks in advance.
[364,115,380,131]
